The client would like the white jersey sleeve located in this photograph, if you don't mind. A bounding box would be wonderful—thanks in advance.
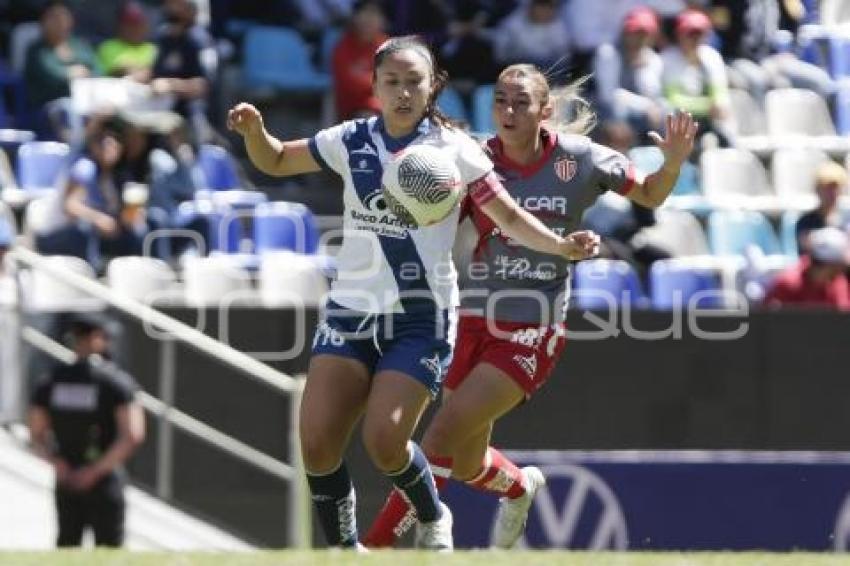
[452,130,494,185]
[308,121,353,176]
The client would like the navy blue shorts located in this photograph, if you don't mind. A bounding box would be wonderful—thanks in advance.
[311,301,456,397]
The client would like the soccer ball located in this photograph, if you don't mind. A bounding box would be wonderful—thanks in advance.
[381,144,463,228]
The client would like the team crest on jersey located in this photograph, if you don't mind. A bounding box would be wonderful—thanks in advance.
[554,157,577,182]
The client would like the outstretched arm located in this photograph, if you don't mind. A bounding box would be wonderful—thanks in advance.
[227,103,321,177]
[478,188,599,260]
[626,110,698,209]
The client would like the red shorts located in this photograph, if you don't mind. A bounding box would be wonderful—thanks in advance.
[444,315,567,396]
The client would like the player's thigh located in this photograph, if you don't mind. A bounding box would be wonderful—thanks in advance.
[422,362,524,457]
[300,354,371,473]
[361,369,432,472]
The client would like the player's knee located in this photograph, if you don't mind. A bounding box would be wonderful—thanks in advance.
[362,426,409,473]
[300,429,342,472]
[422,412,460,457]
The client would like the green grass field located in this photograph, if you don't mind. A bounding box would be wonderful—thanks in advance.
[3,551,850,566]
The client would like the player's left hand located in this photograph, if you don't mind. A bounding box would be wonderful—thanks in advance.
[559,230,600,261]
[648,110,698,166]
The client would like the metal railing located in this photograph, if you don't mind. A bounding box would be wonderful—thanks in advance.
[10,247,311,548]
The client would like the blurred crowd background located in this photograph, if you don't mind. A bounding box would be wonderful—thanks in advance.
[0,0,848,311]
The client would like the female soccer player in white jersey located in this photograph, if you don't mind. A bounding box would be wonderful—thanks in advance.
[364,63,698,549]
[227,39,600,550]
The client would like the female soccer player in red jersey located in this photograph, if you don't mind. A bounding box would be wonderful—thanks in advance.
[365,63,697,548]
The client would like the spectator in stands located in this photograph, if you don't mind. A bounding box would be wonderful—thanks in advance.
[661,8,735,147]
[560,0,638,77]
[289,0,353,34]
[24,1,98,140]
[29,312,145,548]
[97,2,156,80]
[151,0,215,144]
[39,121,158,266]
[796,161,850,254]
[594,6,665,144]
[331,0,388,121]
[763,226,850,310]
[494,0,571,74]
[712,0,835,103]
[383,0,452,44]
[440,1,500,85]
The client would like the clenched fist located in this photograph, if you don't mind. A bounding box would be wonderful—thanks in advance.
[558,230,600,261]
[227,102,264,137]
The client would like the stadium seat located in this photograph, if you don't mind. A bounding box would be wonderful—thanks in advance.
[242,26,331,92]
[649,258,725,310]
[574,259,647,309]
[320,28,343,72]
[437,87,469,124]
[183,256,252,307]
[176,199,242,254]
[25,255,104,312]
[107,257,178,302]
[208,189,268,210]
[471,84,495,134]
[198,144,240,191]
[628,146,700,196]
[10,22,40,75]
[631,208,710,257]
[765,88,838,137]
[707,210,782,257]
[770,148,828,209]
[259,251,329,307]
[728,89,767,137]
[700,148,775,209]
[253,201,319,255]
[22,196,61,238]
[780,210,802,258]
[16,141,70,197]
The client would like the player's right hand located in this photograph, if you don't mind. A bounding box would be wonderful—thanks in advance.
[559,230,600,261]
[227,103,263,137]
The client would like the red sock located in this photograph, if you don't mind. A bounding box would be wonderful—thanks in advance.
[465,447,526,499]
[363,455,453,548]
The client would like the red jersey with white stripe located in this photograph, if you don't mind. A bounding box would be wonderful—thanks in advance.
[459,128,637,323]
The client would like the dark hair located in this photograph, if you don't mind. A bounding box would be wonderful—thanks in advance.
[372,35,453,128]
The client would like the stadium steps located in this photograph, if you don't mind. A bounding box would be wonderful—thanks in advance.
[0,426,254,551]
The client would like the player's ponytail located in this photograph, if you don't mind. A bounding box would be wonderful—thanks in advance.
[498,64,596,136]
[373,35,455,129]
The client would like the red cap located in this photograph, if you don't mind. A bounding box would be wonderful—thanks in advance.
[120,2,147,26]
[676,8,711,35]
[622,6,659,35]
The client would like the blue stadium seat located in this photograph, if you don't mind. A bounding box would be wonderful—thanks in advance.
[176,200,242,253]
[707,210,782,256]
[437,87,469,123]
[198,144,240,191]
[574,259,646,309]
[243,26,331,91]
[16,141,69,193]
[628,146,700,196]
[780,210,801,258]
[320,28,343,72]
[471,84,495,134]
[254,201,319,254]
[650,260,724,310]
[828,34,850,78]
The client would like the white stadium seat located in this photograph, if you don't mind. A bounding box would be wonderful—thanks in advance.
[631,208,710,257]
[183,256,252,307]
[771,148,829,210]
[25,255,104,312]
[258,251,328,307]
[107,257,178,303]
[700,148,779,210]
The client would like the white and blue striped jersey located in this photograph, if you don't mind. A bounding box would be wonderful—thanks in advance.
[308,116,495,314]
